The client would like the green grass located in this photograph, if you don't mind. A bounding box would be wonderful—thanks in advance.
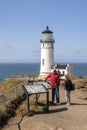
[0,78,24,93]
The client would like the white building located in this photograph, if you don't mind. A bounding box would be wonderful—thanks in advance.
[38,26,73,80]
[38,26,55,79]
[51,64,73,79]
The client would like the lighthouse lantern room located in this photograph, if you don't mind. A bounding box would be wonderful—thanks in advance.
[39,26,55,79]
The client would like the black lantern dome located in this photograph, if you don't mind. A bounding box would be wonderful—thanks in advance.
[42,26,53,33]
[40,26,55,43]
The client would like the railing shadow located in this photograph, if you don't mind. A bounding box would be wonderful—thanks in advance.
[48,107,68,114]
[28,106,68,116]
[71,102,87,106]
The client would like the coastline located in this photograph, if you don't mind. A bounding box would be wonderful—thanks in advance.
[0,63,87,82]
[0,74,87,99]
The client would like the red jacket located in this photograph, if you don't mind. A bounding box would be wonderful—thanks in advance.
[44,71,60,87]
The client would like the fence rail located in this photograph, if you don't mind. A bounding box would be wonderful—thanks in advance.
[0,82,27,111]
[0,75,39,112]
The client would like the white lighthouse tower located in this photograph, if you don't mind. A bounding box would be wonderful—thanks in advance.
[39,26,55,79]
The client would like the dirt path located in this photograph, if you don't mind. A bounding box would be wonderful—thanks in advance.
[2,87,87,130]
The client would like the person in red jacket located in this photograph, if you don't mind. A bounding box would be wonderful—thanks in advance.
[44,69,60,105]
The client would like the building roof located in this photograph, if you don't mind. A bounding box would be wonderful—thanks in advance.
[51,64,67,69]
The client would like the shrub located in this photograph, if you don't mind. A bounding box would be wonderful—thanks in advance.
[0,94,26,127]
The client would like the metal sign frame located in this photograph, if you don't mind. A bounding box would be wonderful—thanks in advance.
[22,82,50,113]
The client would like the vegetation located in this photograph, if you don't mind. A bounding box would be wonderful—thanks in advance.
[0,75,45,128]
[0,94,26,127]
[0,78,24,93]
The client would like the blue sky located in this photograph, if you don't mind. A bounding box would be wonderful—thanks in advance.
[0,0,87,63]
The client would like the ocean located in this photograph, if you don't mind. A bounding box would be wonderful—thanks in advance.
[0,63,87,82]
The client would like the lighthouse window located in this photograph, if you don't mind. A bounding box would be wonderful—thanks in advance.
[63,71,65,75]
[42,59,44,65]
[42,34,53,41]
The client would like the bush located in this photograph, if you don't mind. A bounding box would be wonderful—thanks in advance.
[0,93,26,127]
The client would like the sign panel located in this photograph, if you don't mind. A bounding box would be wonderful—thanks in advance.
[24,84,47,94]
[33,82,51,89]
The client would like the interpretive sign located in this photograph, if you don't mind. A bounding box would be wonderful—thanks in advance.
[33,81,51,89]
[24,84,47,94]
[22,82,49,113]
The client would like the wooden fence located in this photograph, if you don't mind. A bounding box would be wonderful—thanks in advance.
[0,75,39,112]
[0,82,27,112]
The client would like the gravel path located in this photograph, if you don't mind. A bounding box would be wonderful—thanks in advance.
[2,87,87,130]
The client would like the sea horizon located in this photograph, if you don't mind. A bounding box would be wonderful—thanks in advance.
[0,62,87,82]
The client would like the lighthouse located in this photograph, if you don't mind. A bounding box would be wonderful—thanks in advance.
[39,26,55,79]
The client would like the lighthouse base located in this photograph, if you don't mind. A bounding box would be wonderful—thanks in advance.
[38,72,49,80]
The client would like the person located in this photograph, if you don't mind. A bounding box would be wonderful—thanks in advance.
[44,69,60,105]
[57,70,61,76]
[63,74,72,106]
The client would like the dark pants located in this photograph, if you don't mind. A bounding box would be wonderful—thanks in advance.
[52,86,60,103]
